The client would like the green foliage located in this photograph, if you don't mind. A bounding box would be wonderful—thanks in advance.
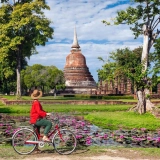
[46,66,65,89]
[103,0,160,38]
[0,0,53,60]
[97,61,117,81]
[21,64,65,92]
[151,38,160,78]
[102,0,160,92]
[0,0,54,95]
[110,47,142,70]
[97,47,150,91]
[56,84,66,90]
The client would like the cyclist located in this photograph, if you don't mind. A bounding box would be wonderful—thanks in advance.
[30,89,52,142]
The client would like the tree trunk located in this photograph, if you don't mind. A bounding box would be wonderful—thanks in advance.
[54,87,57,98]
[16,49,22,98]
[133,24,154,114]
[16,67,21,97]
[136,90,146,114]
[144,88,155,111]
[135,89,154,114]
[133,26,149,114]
[141,25,149,71]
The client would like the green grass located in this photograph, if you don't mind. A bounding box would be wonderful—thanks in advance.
[132,147,160,157]
[1,98,160,131]
[1,103,160,130]
[0,144,55,159]
[84,111,160,130]
[1,96,160,159]
[3,95,160,104]
[0,103,131,114]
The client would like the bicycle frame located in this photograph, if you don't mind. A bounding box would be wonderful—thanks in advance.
[48,124,63,141]
[12,116,77,155]
[25,123,64,145]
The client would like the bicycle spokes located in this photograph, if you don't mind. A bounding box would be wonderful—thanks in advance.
[12,128,37,155]
[53,129,77,155]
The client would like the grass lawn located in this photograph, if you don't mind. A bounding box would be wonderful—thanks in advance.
[1,95,160,158]
[0,103,131,114]
[1,102,160,130]
[1,95,137,101]
[85,111,160,130]
[1,145,160,159]
[1,95,160,130]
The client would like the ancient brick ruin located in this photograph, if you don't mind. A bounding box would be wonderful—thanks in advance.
[96,78,160,97]
[63,29,160,96]
[96,78,133,95]
[63,28,97,94]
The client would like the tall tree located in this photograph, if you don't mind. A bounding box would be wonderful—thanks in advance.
[102,0,160,114]
[0,0,53,97]
[0,48,27,94]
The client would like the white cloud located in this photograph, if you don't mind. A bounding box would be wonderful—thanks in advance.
[28,0,143,82]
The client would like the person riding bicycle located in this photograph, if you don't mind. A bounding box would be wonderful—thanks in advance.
[30,89,52,142]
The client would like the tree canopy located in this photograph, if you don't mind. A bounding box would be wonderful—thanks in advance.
[0,0,54,96]
[102,0,160,114]
[97,47,145,92]
[21,64,65,94]
[102,0,160,71]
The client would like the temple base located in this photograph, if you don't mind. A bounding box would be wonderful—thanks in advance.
[64,86,97,94]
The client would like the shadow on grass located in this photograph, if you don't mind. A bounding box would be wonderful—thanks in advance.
[0,107,13,113]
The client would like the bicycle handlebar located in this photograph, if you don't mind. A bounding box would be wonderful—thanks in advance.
[46,112,59,123]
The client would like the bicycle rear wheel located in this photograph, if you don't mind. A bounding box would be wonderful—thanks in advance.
[12,128,38,155]
[52,129,77,155]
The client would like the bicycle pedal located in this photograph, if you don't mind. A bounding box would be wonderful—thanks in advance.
[38,141,45,148]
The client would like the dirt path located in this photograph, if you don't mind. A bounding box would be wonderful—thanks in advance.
[19,148,158,160]
[22,154,151,160]
[0,145,159,160]
[0,148,158,160]
[23,155,132,160]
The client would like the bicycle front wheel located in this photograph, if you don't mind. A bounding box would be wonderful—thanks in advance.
[12,128,38,155]
[53,129,77,155]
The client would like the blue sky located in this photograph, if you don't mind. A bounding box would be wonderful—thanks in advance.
[28,0,143,82]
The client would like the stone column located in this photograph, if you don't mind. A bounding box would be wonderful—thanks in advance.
[99,80,102,95]
[126,78,132,94]
[114,77,118,94]
[104,88,106,95]
[90,89,92,95]
[118,78,121,94]
[108,80,113,94]
[105,81,108,94]
[157,83,160,95]
[120,77,124,94]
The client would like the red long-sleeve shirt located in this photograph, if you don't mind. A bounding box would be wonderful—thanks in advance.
[30,100,47,124]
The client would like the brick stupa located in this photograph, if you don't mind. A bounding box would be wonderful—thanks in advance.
[63,28,97,94]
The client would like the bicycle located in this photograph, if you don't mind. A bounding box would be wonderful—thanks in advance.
[12,113,77,155]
